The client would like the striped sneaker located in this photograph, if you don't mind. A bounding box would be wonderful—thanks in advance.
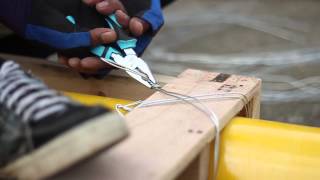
[0,60,128,180]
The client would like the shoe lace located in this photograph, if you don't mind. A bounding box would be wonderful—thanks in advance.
[0,61,72,123]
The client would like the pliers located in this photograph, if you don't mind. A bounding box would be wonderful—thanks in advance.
[66,14,158,89]
[92,14,158,88]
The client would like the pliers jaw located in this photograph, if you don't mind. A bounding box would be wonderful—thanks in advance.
[110,52,157,88]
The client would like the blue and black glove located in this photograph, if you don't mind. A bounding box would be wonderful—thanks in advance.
[0,0,170,57]
[0,0,102,55]
[118,0,164,55]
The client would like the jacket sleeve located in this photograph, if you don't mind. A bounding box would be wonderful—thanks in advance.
[0,0,31,35]
[120,0,170,55]
[161,0,176,7]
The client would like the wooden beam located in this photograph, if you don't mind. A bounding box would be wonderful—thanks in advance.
[176,144,211,180]
[1,53,173,100]
[2,54,261,180]
[54,69,261,180]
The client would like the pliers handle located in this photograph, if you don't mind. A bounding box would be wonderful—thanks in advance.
[91,14,138,61]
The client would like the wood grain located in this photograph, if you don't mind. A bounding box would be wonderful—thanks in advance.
[54,69,261,180]
[1,54,261,180]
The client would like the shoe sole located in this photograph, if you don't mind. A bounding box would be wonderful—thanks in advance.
[0,113,128,180]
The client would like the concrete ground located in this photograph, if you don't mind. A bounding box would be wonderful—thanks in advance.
[141,0,320,126]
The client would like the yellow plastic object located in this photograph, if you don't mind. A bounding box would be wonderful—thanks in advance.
[63,92,320,179]
[216,117,320,180]
[64,92,132,110]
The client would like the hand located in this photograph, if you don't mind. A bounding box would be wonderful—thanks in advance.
[0,0,164,74]
[85,0,150,37]
[59,0,150,73]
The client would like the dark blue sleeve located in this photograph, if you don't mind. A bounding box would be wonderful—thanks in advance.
[133,0,165,56]
[161,0,176,7]
[134,0,175,55]
[0,0,31,35]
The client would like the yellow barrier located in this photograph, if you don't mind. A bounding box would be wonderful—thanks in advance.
[217,117,320,180]
[64,92,131,110]
[64,92,320,180]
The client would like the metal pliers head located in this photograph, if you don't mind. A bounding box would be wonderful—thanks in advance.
[90,14,157,88]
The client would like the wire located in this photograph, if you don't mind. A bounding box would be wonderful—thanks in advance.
[100,57,149,79]
[115,87,250,180]
[106,55,250,179]
[154,87,221,179]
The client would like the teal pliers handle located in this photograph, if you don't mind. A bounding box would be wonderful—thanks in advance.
[91,14,138,60]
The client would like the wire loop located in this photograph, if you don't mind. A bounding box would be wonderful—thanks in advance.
[115,87,250,180]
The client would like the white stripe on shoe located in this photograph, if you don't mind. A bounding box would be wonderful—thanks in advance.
[0,61,73,122]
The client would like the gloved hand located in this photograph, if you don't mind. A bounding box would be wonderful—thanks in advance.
[0,0,167,73]
[0,0,115,51]
[0,0,112,73]
[82,0,173,55]
[117,0,164,55]
[60,0,169,73]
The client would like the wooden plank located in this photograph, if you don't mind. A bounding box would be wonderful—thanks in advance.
[177,73,261,180]
[250,90,261,119]
[0,53,173,100]
[176,144,211,180]
[53,69,261,180]
[2,54,261,179]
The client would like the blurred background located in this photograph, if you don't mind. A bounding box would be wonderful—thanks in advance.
[143,0,320,126]
[0,0,319,126]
